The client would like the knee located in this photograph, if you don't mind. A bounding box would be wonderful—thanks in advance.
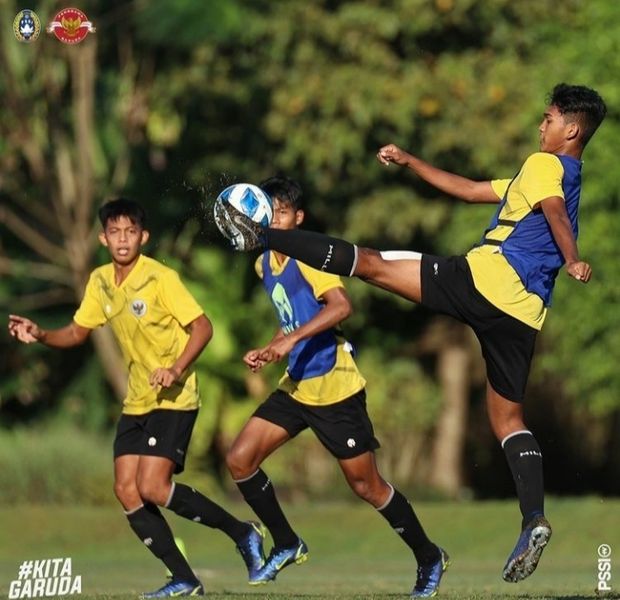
[114,479,140,508]
[348,477,385,505]
[490,416,527,442]
[136,479,168,506]
[355,248,384,279]
[226,445,256,480]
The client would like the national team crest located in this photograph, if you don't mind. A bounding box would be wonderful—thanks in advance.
[46,8,95,44]
[130,299,147,318]
[13,9,41,43]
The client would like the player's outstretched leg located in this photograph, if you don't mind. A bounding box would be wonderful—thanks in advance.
[218,201,356,273]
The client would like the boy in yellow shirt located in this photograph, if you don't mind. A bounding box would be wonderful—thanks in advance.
[9,199,265,598]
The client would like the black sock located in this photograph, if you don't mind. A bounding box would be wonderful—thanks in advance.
[167,482,248,543]
[266,228,357,276]
[126,503,198,584]
[378,487,439,566]
[235,469,297,548]
[502,431,544,528]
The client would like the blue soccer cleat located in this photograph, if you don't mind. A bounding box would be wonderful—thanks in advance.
[502,515,552,582]
[412,547,450,598]
[141,580,204,598]
[249,538,309,585]
[236,520,267,580]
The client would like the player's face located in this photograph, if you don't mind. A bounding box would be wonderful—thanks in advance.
[98,216,149,266]
[270,199,303,230]
[539,105,571,153]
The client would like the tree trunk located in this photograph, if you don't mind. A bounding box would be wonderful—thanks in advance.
[429,342,470,497]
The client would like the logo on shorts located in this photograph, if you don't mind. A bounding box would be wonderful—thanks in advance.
[130,299,147,318]
[433,262,439,276]
[13,10,41,43]
[347,438,356,448]
[47,8,95,44]
[148,437,157,447]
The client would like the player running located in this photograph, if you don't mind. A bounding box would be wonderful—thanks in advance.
[216,83,606,584]
[225,176,448,598]
[8,199,265,597]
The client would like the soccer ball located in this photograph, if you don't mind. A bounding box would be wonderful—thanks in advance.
[213,183,272,250]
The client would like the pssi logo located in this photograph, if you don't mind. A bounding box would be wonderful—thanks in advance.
[13,10,41,43]
[46,8,95,44]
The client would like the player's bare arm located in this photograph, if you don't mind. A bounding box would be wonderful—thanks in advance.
[244,329,284,372]
[259,286,352,363]
[377,143,499,204]
[8,315,90,347]
[540,196,592,283]
[149,313,213,388]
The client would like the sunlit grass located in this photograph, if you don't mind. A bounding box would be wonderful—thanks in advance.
[1,498,618,599]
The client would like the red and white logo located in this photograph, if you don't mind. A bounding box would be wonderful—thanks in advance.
[46,8,95,45]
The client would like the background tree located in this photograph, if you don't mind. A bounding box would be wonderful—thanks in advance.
[1,0,618,499]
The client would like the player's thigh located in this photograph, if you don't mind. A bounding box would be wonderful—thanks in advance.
[136,455,176,487]
[485,383,526,441]
[355,248,422,303]
[114,453,140,487]
[338,450,384,486]
[227,415,291,470]
[134,455,176,505]
[338,451,391,506]
[113,454,142,508]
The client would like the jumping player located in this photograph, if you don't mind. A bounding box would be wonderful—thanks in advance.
[217,84,606,583]
[8,199,265,598]
[225,176,448,598]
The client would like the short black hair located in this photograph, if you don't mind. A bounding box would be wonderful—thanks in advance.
[548,83,607,146]
[259,176,303,211]
[98,198,147,229]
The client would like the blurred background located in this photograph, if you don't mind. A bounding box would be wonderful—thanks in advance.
[1,0,619,509]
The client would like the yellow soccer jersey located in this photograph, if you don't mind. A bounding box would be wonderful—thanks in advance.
[256,253,366,406]
[466,152,565,329]
[74,255,204,414]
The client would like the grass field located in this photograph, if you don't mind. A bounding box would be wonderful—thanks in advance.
[1,497,618,600]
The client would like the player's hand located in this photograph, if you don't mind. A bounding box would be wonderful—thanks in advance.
[377,144,410,166]
[243,349,267,372]
[258,336,295,364]
[149,366,181,389]
[566,261,592,283]
[8,315,42,343]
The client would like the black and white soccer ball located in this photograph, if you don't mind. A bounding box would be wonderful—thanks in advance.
[213,183,272,250]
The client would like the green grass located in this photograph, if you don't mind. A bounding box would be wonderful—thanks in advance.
[1,498,619,599]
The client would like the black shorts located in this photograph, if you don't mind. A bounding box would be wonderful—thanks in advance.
[420,254,538,402]
[253,388,380,460]
[113,409,198,474]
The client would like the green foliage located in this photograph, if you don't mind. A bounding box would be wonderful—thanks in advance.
[0,425,114,505]
[1,0,619,496]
